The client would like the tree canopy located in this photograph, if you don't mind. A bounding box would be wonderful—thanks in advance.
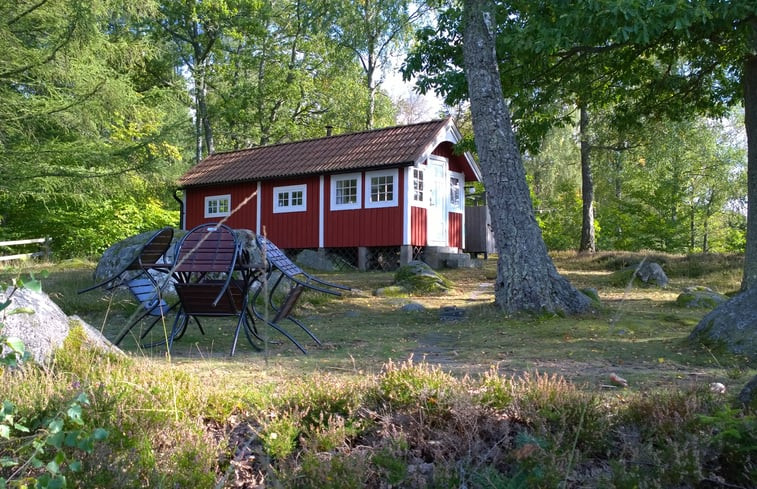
[405,0,755,284]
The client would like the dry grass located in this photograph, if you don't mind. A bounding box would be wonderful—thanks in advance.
[12,250,752,392]
[1,251,754,488]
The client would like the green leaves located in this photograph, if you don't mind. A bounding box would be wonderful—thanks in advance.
[0,336,28,369]
[0,388,108,488]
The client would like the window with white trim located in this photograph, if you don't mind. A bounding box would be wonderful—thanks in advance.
[366,169,398,208]
[412,168,424,203]
[330,173,362,210]
[204,194,231,218]
[450,175,462,211]
[273,184,307,213]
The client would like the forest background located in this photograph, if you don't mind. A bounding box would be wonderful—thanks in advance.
[0,0,749,259]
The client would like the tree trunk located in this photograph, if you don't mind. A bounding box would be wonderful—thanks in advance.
[195,58,214,157]
[742,22,757,290]
[194,98,203,165]
[365,51,377,130]
[461,0,591,315]
[579,105,596,253]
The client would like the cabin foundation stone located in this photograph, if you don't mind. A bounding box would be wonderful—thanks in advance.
[400,245,413,267]
[422,246,472,269]
[358,247,369,271]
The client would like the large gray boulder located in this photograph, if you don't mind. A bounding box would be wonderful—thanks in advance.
[738,374,757,409]
[636,261,668,287]
[296,249,336,272]
[689,288,757,361]
[90,228,264,293]
[1,287,120,365]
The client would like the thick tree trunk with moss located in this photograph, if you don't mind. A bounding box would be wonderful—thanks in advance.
[742,22,757,290]
[462,0,591,315]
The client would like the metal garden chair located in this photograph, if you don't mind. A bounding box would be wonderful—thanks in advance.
[168,223,264,356]
[79,227,178,346]
[251,235,350,353]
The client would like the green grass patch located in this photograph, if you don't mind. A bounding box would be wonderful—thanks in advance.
[0,252,754,487]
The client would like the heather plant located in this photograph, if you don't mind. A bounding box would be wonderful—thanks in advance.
[372,357,460,412]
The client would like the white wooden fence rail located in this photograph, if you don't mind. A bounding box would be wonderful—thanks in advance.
[0,238,52,262]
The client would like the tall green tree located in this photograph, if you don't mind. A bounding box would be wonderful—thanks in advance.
[462,0,590,314]
[329,0,427,129]
[153,0,241,162]
[209,0,393,147]
[0,0,188,255]
[407,0,757,284]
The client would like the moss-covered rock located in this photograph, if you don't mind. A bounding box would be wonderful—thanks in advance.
[580,287,601,305]
[690,287,757,361]
[374,285,408,298]
[393,261,453,294]
[676,286,728,309]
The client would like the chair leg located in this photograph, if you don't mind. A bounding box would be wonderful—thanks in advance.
[243,307,265,351]
[167,312,188,353]
[285,315,322,346]
[273,285,304,323]
[113,307,155,347]
[139,301,180,341]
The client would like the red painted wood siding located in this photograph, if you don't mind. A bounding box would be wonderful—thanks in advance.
[433,142,475,180]
[324,171,405,247]
[184,183,258,230]
[260,177,320,248]
[410,206,427,246]
[448,212,463,248]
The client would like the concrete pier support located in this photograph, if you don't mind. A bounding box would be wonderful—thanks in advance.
[358,246,369,271]
[400,245,413,266]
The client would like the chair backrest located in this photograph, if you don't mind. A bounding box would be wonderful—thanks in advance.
[173,224,241,306]
[174,224,240,274]
[255,235,303,279]
[133,227,174,270]
[78,227,175,294]
[127,278,169,316]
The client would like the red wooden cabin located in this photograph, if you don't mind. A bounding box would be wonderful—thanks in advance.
[177,118,481,270]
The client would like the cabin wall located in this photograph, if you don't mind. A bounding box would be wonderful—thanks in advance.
[184,183,258,230]
[410,206,427,246]
[448,212,463,248]
[323,171,405,247]
[260,176,320,249]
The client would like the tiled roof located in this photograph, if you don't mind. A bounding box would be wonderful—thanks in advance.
[178,118,455,188]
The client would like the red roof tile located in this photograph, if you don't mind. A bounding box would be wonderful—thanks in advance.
[178,118,456,188]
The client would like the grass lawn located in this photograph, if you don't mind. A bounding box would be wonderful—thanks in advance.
[1,251,754,488]
[40,250,754,391]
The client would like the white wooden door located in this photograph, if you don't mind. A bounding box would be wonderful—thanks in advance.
[427,155,448,246]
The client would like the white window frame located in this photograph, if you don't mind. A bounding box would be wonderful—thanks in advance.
[204,194,231,218]
[365,169,398,209]
[412,167,425,204]
[449,172,464,212]
[273,184,307,213]
[330,172,362,211]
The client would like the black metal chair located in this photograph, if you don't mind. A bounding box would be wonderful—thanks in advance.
[79,227,177,346]
[251,235,350,353]
[79,227,174,294]
[168,223,263,355]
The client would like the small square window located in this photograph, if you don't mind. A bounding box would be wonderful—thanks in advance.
[336,180,357,204]
[365,169,398,208]
[274,184,307,213]
[204,194,231,218]
[331,173,362,210]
